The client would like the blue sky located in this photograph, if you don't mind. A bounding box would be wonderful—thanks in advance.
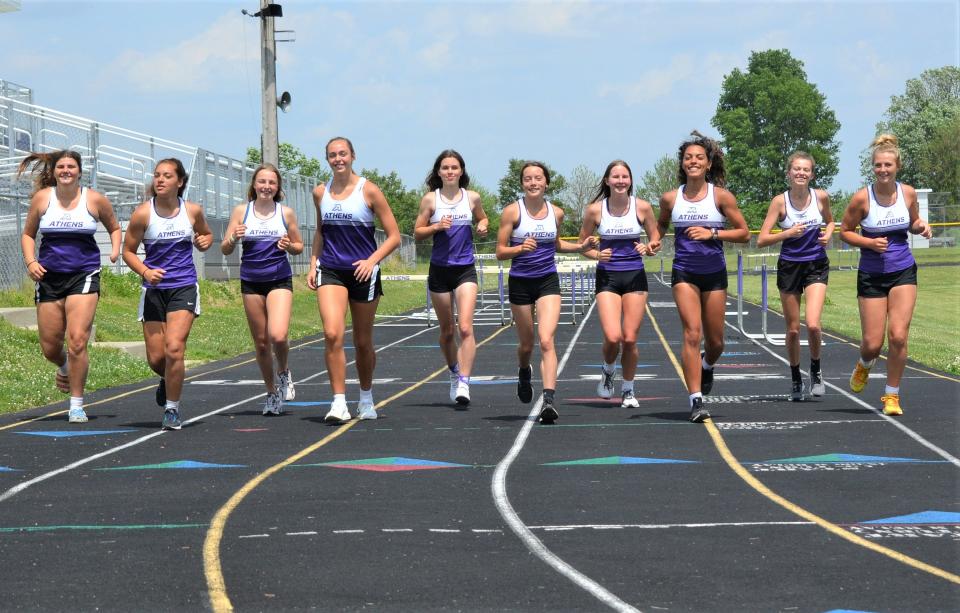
[2,1,958,197]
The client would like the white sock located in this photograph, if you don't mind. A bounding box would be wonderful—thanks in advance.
[360,388,374,404]
[701,356,714,371]
[333,393,346,404]
[884,385,900,395]
[69,396,83,408]
[621,380,634,393]
[859,357,876,369]
[689,392,703,407]
[603,361,616,374]
[165,400,180,411]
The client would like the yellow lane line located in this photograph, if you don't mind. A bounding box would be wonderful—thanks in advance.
[204,325,510,612]
[645,304,960,585]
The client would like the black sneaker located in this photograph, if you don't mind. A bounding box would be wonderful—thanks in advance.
[539,400,559,424]
[689,397,710,423]
[517,366,533,403]
[700,353,714,396]
[155,378,166,407]
[790,379,805,402]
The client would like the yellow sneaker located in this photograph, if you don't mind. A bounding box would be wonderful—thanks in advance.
[849,362,871,393]
[881,394,903,416]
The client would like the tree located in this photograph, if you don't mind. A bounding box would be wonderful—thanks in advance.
[246,143,331,183]
[636,154,677,209]
[560,164,600,229]
[712,49,841,223]
[865,66,960,197]
[359,168,420,235]
[496,158,568,211]
[471,183,501,250]
[921,115,960,204]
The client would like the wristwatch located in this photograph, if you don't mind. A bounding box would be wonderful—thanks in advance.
[711,227,719,241]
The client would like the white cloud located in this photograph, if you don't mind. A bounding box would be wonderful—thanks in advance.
[598,54,698,104]
[467,1,604,37]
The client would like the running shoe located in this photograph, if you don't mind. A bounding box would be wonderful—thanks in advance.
[597,367,615,399]
[621,390,640,409]
[68,406,88,423]
[449,371,460,403]
[810,370,825,397]
[357,398,378,420]
[689,397,710,423]
[455,379,471,406]
[278,370,295,401]
[161,408,182,430]
[790,379,805,402]
[881,393,903,416]
[849,362,871,393]
[700,353,714,396]
[55,370,70,393]
[263,392,282,416]
[325,397,351,423]
[539,399,559,424]
[517,366,533,404]
[156,378,166,407]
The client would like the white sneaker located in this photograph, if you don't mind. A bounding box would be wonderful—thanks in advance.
[620,390,639,409]
[68,406,88,423]
[810,370,825,397]
[597,367,615,399]
[357,398,378,420]
[278,370,295,401]
[324,397,351,423]
[455,379,470,406]
[449,372,459,403]
[263,392,282,416]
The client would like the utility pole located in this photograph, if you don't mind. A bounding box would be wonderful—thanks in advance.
[260,0,279,167]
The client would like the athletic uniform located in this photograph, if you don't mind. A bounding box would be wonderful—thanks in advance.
[428,188,478,293]
[138,198,200,322]
[776,189,829,293]
[507,199,560,305]
[317,178,382,302]
[239,201,293,295]
[595,196,648,295]
[670,183,727,291]
[857,183,917,297]
[34,187,101,302]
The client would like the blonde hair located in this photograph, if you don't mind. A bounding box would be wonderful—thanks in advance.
[870,134,901,167]
[786,151,816,176]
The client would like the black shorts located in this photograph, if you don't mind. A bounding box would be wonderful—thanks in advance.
[777,257,830,294]
[317,264,383,303]
[508,273,561,305]
[595,267,648,295]
[671,268,728,292]
[241,277,293,296]
[35,269,100,303]
[139,284,201,322]
[428,263,478,293]
[857,263,918,298]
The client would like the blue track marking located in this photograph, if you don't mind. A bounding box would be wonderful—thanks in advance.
[97,460,247,471]
[0,466,20,472]
[14,429,136,438]
[294,457,470,471]
[758,453,946,464]
[861,511,960,525]
[543,456,699,466]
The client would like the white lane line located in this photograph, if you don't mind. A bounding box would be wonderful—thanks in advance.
[238,534,270,539]
[0,326,435,505]
[428,528,461,533]
[285,531,317,536]
[382,529,413,533]
[492,301,640,613]
[725,320,960,467]
[332,530,364,534]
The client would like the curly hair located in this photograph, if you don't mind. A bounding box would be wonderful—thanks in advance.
[676,131,726,188]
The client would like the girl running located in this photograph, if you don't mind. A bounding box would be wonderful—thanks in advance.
[18,150,121,423]
[578,160,661,408]
[657,132,749,422]
[307,137,401,423]
[757,152,834,401]
[414,150,488,407]
[841,134,932,416]
[496,161,594,424]
[122,158,213,430]
[221,164,304,416]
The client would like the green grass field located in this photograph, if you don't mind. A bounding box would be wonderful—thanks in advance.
[0,270,429,414]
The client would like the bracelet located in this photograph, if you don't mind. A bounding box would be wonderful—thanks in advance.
[24,260,36,268]
[140,268,148,279]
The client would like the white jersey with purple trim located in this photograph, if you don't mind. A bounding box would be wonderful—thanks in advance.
[671,183,726,274]
[778,188,826,262]
[429,188,475,266]
[142,198,197,289]
[509,199,558,278]
[859,182,914,274]
[240,201,292,282]
[37,187,101,273]
[319,178,376,270]
[597,196,644,272]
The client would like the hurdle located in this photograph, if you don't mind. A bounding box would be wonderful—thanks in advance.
[734,251,806,346]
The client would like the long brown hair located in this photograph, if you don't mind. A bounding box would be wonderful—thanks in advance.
[676,131,726,188]
[247,164,285,202]
[16,150,83,194]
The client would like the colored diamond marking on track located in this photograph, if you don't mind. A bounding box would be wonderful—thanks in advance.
[861,511,960,525]
[97,460,247,471]
[565,397,669,404]
[15,429,136,438]
[298,457,470,472]
[0,466,20,472]
[544,456,698,466]
[761,453,944,464]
